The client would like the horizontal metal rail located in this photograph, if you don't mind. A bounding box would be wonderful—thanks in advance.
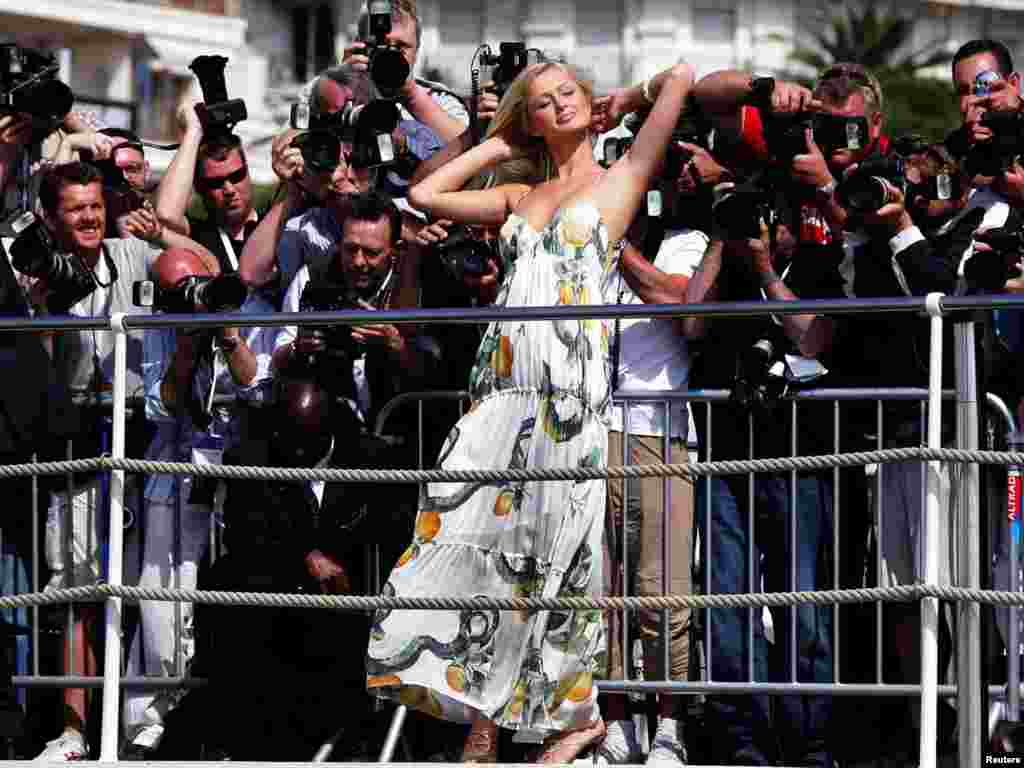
[1,293,1022,334]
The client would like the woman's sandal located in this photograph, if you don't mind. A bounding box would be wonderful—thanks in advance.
[530,718,607,764]
[461,716,499,763]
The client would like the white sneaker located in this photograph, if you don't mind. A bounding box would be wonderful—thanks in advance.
[596,720,643,765]
[646,718,686,766]
[35,729,88,761]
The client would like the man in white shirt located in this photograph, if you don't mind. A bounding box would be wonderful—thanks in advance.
[592,123,710,767]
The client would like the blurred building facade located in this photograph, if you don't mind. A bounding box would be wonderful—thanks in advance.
[0,0,1020,182]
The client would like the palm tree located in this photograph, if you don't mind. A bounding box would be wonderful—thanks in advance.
[765,2,959,139]
[780,1,953,79]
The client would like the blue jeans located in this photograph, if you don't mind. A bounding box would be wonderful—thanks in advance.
[697,473,834,765]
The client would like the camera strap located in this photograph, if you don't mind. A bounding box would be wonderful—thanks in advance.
[216,228,240,273]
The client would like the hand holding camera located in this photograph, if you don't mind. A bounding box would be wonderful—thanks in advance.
[791,128,834,189]
[120,203,163,243]
[854,170,912,238]
[350,299,404,352]
[272,128,305,182]
[477,83,500,123]
[175,97,204,140]
[415,218,452,247]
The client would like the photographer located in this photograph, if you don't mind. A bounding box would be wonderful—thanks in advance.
[342,0,469,143]
[170,378,379,760]
[682,221,840,764]
[122,246,273,758]
[272,190,429,390]
[154,104,258,276]
[585,120,711,765]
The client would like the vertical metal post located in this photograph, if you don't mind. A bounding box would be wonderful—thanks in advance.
[876,401,884,685]
[65,438,74,675]
[1009,431,1022,721]
[704,405,712,683]
[747,412,755,683]
[954,317,981,768]
[919,293,945,768]
[31,453,39,677]
[623,402,631,684]
[789,401,798,683]
[832,402,840,684]
[99,315,128,763]
[662,402,671,681]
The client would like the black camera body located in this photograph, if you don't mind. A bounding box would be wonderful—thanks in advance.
[436,225,499,281]
[711,180,772,240]
[963,110,1024,178]
[294,278,366,385]
[0,44,73,127]
[836,153,906,214]
[8,211,98,312]
[965,221,1024,291]
[731,337,787,414]
[361,0,411,99]
[189,55,247,136]
[480,42,528,101]
[290,99,401,171]
[132,273,248,314]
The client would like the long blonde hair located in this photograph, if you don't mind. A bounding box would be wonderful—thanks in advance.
[482,59,595,188]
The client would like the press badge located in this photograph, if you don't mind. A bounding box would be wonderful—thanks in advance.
[845,120,861,150]
[647,189,663,217]
[377,133,395,164]
[192,434,225,471]
[936,172,953,201]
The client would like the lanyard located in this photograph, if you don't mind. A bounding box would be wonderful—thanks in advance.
[216,228,240,273]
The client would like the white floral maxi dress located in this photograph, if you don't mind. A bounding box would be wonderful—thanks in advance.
[365,201,616,734]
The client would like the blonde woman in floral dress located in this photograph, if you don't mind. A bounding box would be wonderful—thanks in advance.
[366,59,695,763]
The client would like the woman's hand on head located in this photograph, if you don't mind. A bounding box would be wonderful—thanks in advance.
[667,63,696,90]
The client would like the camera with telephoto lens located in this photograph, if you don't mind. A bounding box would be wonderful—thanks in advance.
[8,210,98,311]
[731,337,787,414]
[0,44,73,127]
[435,225,499,281]
[360,0,411,99]
[291,279,366,395]
[963,221,1024,292]
[290,99,401,171]
[189,55,247,137]
[835,153,906,214]
[131,273,248,314]
[479,42,528,102]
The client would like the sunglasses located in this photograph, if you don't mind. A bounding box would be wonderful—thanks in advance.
[198,165,248,191]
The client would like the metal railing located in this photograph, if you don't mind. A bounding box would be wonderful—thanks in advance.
[0,292,1022,766]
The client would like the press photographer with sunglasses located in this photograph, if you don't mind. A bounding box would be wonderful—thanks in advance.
[155,100,259,277]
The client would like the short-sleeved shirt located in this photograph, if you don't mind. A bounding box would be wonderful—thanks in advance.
[276,207,344,293]
[603,229,709,439]
[53,237,160,400]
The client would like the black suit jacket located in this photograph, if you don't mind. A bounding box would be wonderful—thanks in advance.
[0,246,79,458]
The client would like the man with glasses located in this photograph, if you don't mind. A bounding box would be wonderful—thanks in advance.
[155,105,259,277]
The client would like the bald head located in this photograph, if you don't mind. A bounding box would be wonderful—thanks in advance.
[274,378,334,467]
[153,247,214,290]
